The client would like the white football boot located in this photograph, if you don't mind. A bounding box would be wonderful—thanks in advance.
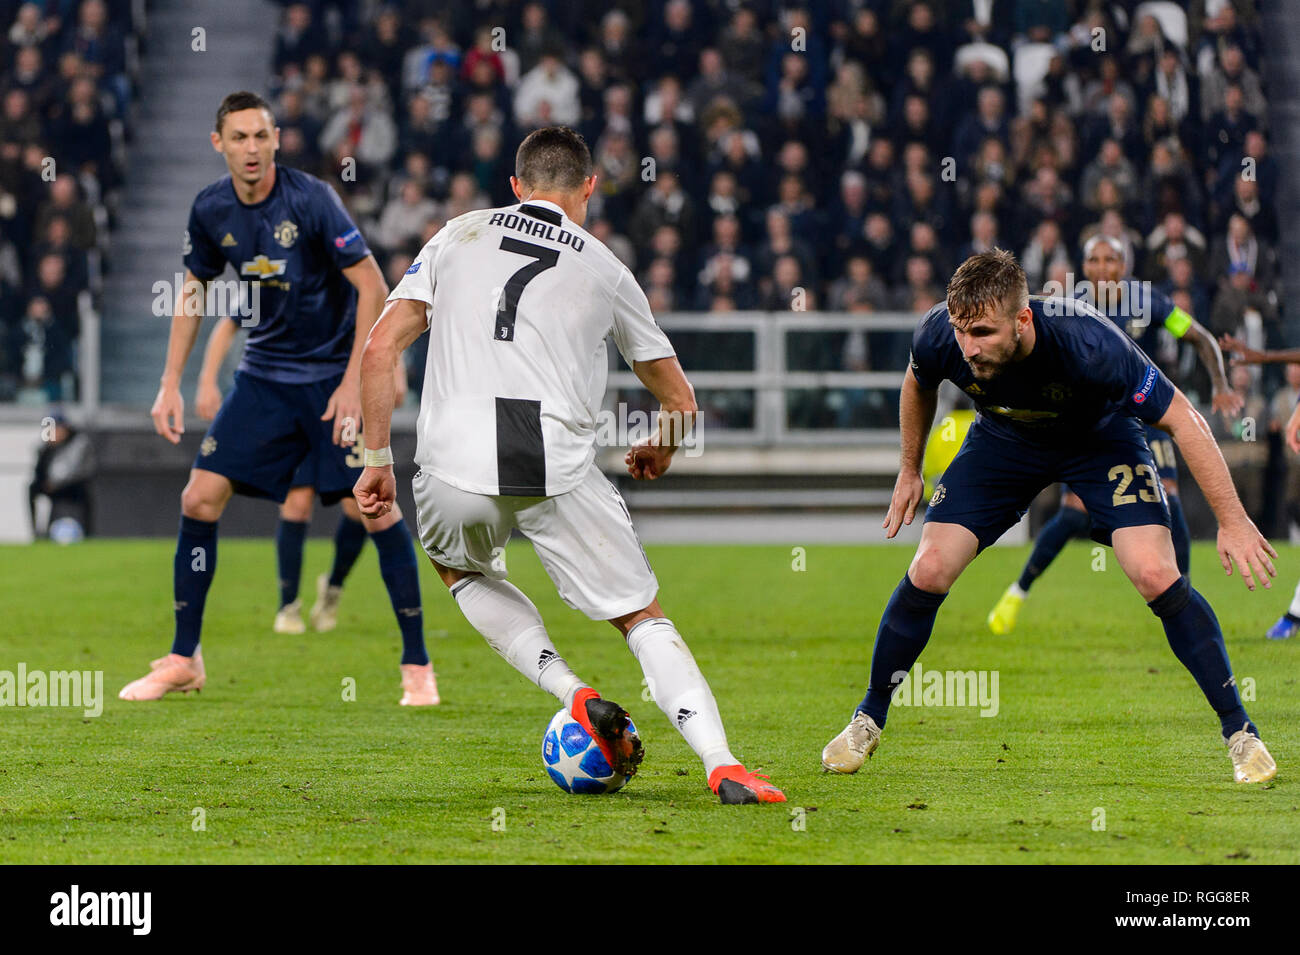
[1227,725,1277,783]
[309,574,342,632]
[273,599,306,634]
[821,711,883,773]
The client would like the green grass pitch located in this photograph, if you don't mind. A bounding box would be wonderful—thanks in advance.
[1,538,1297,864]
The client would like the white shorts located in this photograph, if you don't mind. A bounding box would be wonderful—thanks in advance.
[411,464,658,620]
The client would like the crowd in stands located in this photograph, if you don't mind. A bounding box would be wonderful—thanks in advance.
[0,0,136,401]
[264,1,1278,391]
[257,0,1295,528]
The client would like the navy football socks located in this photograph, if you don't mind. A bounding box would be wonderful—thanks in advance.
[1017,505,1090,592]
[1148,576,1254,739]
[275,518,308,608]
[1167,492,1191,578]
[172,515,217,657]
[329,513,368,587]
[371,520,428,666]
[857,574,947,728]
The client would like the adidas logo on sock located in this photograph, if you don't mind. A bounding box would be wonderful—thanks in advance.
[676,707,697,727]
[538,649,560,671]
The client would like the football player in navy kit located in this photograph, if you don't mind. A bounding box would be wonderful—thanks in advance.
[822,250,1278,784]
[987,235,1243,633]
[120,92,437,706]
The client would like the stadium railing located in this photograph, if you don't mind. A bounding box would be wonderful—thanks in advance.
[603,311,920,447]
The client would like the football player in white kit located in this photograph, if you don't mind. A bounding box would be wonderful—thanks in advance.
[351,127,785,804]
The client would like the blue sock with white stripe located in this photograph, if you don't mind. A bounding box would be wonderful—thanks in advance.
[171,516,217,657]
[371,520,428,666]
[276,519,308,608]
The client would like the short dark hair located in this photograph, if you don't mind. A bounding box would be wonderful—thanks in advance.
[515,126,593,192]
[216,91,274,134]
[946,249,1028,328]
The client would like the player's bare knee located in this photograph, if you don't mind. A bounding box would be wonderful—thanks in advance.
[1128,561,1181,602]
[180,481,226,522]
[280,491,313,523]
[908,546,955,593]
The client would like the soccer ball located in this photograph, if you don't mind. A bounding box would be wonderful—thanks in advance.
[541,708,633,795]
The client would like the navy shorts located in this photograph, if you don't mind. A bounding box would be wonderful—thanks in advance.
[926,418,1171,550]
[194,371,361,505]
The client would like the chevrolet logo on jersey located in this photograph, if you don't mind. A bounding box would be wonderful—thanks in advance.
[986,406,1060,422]
[240,255,288,278]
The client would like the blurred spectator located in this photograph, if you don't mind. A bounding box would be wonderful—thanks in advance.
[1211,364,1268,521]
[29,410,95,539]
[1144,211,1208,282]
[1021,219,1071,293]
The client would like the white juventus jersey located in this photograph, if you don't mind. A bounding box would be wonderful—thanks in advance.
[388,198,675,497]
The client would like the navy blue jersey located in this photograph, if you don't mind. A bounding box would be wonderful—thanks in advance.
[184,165,370,384]
[1073,279,1191,374]
[909,295,1177,445]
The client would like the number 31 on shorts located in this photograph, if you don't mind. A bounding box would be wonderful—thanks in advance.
[1108,463,1161,506]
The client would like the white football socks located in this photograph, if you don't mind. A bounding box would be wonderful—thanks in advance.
[452,576,585,708]
[625,617,737,775]
[1289,577,1300,619]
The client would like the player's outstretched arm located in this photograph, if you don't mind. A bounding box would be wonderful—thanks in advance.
[195,317,237,420]
[353,297,427,519]
[1218,334,1300,366]
[327,255,389,445]
[1181,319,1242,421]
[1158,388,1277,590]
[625,356,698,480]
[885,365,939,539]
[151,269,208,444]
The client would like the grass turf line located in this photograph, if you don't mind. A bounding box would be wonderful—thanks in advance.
[0,539,1295,864]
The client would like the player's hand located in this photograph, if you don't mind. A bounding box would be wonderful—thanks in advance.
[353,465,396,519]
[150,385,185,444]
[1217,515,1278,592]
[883,469,925,539]
[1218,334,1264,366]
[1285,403,1300,455]
[625,442,674,480]
[195,379,222,421]
[323,375,363,446]
[1210,387,1244,423]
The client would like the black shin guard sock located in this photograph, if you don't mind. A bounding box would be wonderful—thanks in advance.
[857,574,947,728]
[1148,576,1253,739]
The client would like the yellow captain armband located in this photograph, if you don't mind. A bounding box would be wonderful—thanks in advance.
[1164,306,1193,338]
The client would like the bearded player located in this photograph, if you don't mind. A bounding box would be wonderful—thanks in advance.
[822,249,1277,784]
[986,235,1243,634]
[119,91,437,706]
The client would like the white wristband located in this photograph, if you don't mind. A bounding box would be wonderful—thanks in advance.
[363,446,394,468]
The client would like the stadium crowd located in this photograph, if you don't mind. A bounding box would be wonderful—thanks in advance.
[255,0,1288,529]
[0,0,137,401]
[261,2,1277,373]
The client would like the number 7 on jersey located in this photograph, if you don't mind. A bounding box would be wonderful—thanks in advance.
[496,237,560,342]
